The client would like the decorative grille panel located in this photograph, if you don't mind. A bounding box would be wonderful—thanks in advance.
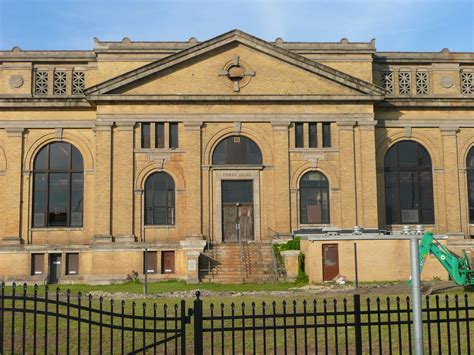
[416,72,429,95]
[35,70,49,95]
[398,71,411,95]
[53,71,67,95]
[72,71,85,95]
[381,71,393,94]
[461,72,474,94]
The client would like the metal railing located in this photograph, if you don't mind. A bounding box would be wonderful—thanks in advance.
[1,282,473,354]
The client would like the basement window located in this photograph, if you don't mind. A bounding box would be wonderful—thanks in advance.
[161,251,175,274]
[144,251,158,274]
[66,253,79,275]
[31,254,45,276]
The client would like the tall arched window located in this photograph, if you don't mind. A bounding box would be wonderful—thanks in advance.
[33,142,84,227]
[384,141,434,224]
[466,148,474,223]
[212,136,262,165]
[145,172,175,225]
[300,171,330,224]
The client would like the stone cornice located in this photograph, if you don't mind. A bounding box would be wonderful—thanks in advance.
[87,94,384,103]
[0,96,92,108]
[377,97,474,108]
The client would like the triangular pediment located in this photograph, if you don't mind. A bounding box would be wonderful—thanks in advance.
[85,30,385,100]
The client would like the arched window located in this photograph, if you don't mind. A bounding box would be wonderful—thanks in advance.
[466,148,474,223]
[145,172,175,225]
[212,136,262,165]
[33,142,84,227]
[300,171,330,224]
[384,141,434,224]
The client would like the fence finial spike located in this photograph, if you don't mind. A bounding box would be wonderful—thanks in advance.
[195,290,201,300]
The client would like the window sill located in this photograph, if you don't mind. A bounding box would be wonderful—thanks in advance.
[289,148,338,153]
[299,224,331,228]
[144,225,175,229]
[31,227,84,231]
[134,148,184,153]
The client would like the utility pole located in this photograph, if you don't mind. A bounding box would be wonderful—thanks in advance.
[410,237,424,355]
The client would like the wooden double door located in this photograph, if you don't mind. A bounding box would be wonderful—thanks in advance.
[222,180,254,242]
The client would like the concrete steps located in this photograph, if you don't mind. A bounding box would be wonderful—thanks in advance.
[200,242,276,283]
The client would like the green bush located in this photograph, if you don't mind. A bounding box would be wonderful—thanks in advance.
[296,253,309,283]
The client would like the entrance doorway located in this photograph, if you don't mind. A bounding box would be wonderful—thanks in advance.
[221,180,254,242]
[49,253,62,284]
[322,244,339,281]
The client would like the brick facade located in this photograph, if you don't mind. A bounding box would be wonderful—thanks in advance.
[0,30,473,284]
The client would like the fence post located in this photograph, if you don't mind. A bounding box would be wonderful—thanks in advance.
[353,293,363,355]
[193,291,203,355]
[181,300,187,354]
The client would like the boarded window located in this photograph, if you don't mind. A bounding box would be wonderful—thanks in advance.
[161,251,175,274]
[31,254,44,275]
[66,253,79,275]
[169,123,179,148]
[309,123,317,148]
[155,123,165,148]
[322,123,331,148]
[141,123,151,148]
[295,123,304,148]
[144,251,158,274]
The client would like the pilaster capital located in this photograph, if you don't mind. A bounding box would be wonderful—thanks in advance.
[94,122,113,132]
[358,121,377,131]
[115,121,135,131]
[183,121,203,131]
[5,127,24,137]
[440,126,459,136]
[271,121,290,131]
[337,121,356,130]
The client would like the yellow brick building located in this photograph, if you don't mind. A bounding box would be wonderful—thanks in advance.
[0,30,473,284]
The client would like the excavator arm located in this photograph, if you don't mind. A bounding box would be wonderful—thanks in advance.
[417,232,474,286]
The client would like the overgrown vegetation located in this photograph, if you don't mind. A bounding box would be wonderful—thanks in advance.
[273,236,309,283]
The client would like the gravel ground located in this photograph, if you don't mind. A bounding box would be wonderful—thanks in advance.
[85,281,465,300]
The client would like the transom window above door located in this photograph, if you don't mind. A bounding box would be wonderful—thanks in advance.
[212,136,262,165]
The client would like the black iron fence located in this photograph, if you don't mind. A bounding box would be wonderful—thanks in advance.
[0,282,473,354]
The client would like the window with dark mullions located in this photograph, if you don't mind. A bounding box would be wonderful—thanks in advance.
[155,123,165,148]
[295,123,304,148]
[309,123,317,148]
[466,147,474,223]
[300,171,330,224]
[32,142,84,228]
[322,123,331,148]
[384,141,434,225]
[145,172,175,225]
[169,123,179,148]
[141,123,151,148]
[212,136,262,165]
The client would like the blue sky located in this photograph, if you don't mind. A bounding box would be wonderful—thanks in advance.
[0,0,473,51]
